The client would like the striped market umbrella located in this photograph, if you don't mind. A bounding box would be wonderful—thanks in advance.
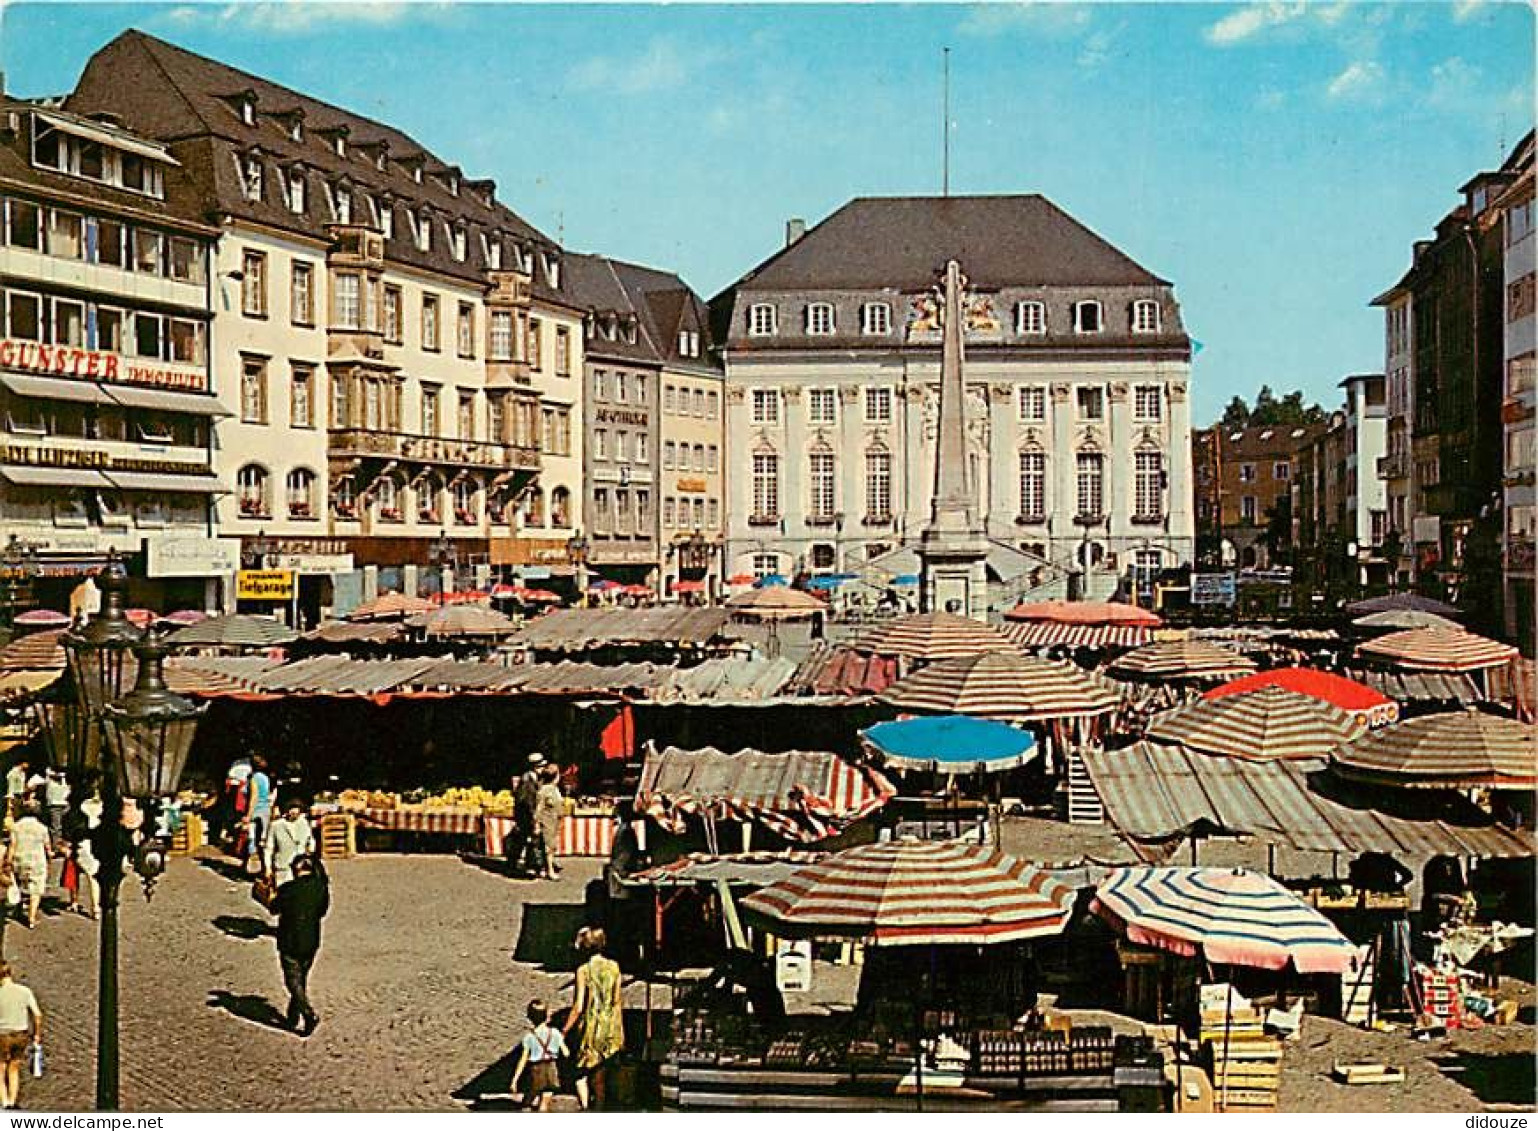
[878,651,1119,722]
[741,840,1075,946]
[1003,621,1154,651]
[0,629,67,671]
[861,715,1038,774]
[156,609,210,627]
[1347,592,1462,619]
[1356,627,1519,673]
[406,603,520,638]
[1110,640,1257,682]
[348,591,436,621]
[12,609,70,628]
[1352,609,1463,633]
[163,613,297,649]
[726,585,826,621]
[853,612,1016,662]
[1331,707,1538,789]
[1147,686,1366,762]
[1005,599,1162,627]
[1091,866,1357,973]
[1203,667,1399,728]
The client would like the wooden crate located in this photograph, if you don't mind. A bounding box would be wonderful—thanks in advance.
[170,814,205,856]
[319,813,356,860]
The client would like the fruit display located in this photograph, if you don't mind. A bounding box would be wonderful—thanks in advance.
[335,786,515,815]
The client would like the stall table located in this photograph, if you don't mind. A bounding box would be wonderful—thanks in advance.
[483,809,616,858]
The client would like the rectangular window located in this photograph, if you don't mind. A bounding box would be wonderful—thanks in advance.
[862,303,891,335]
[241,250,267,317]
[92,218,125,267]
[1019,451,1046,520]
[1074,301,1102,334]
[708,390,719,418]
[708,499,719,528]
[663,497,675,529]
[291,364,314,428]
[5,200,41,250]
[291,262,314,325]
[5,292,42,341]
[707,444,718,471]
[488,395,506,442]
[806,303,835,335]
[865,449,892,520]
[457,302,475,358]
[636,432,649,463]
[167,237,203,283]
[334,272,361,330]
[489,310,513,360]
[616,488,634,534]
[94,306,124,352]
[595,429,608,461]
[48,210,84,259]
[614,373,628,404]
[167,317,203,363]
[663,384,676,413]
[133,228,162,274]
[752,552,779,579]
[615,431,629,462]
[1239,463,1256,483]
[1134,451,1163,521]
[1273,461,1290,481]
[52,299,85,348]
[808,388,837,425]
[1132,300,1161,333]
[752,453,780,520]
[751,388,780,425]
[1016,301,1046,335]
[458,391,476,440]
[528,318,543,369]
[555,326,571,375]
[1241,495,1258,523]
[286,169,306,214]
[331,373,351,428]
[241,356,268,423]
[663,441,675,470]
[637,490,651,530]
[593,488,610,531]
[421,386,439,436]
[1075,452,1104,520]
[748,303,777,336]
[1133,385,1162,421]
[1018,386,1046,422]
[422,294,440,350]
[864,386,893,423]
[1077,387,1104,420]
[132,311,163,358]
[809,451,836,519]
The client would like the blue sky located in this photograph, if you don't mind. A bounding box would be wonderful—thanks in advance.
[1,1,1532,424]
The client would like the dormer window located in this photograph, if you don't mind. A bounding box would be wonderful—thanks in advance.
[451,225,467,262]
[334,184,352,225]
[415,211,431,253]
[240,97,256,127]
[748,303,777,336]
[380,200,394,240]
[543,255,560,289]
[861,302,890,335]
[412,163,423,184]
[333,135,346,158]
[1132,299,1161,333]
[286,167,306,214]
[625,318,638,345]
[1074,300,1103,334]
[679,330,701,358]
[1016,300,1046,335]
[487,238,501,270]
[289,118,303,143]
[806,302,835,335]
[241,153,263,202]
[448,175,459,197]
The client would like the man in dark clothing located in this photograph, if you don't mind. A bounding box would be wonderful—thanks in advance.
[512,753,546,877]
[275,854,330,1036]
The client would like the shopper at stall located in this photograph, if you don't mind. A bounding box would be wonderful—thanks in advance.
[534,764,563,882]
[246,757,273,873]
[3,764,26,819]
[274,854,330,1036]
[0,961,40,1110]
[8,807,49,931]
[513,754,546,877]
[40,771,68,851]
[265,796,316,889]
[510,998,568,1111]
[563,926,624,1110]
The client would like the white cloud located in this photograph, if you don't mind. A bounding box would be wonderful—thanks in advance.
[568,38,724,97]
[1203,2,1309,46]
[1452,0,1489,23]
[958,3,1092,39]
[157,2,436,35]
[1326,59,1385,100]
[1076,25,1122,71]
[1427,55,1482,108]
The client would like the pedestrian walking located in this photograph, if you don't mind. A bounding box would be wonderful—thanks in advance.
[60,786,100,920]
[534,764,563,882]
[40,772,68,851]
[274,854,329,1036]
[264,795,315,889]
[563,926,624,1110]
[246,756,273,873]
[0,961,40,1110]
[509,998,568,1112]
[8,808,49,931]
[3,763,26,821]
[513,753,545,877]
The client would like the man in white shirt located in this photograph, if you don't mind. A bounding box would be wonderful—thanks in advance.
[0,960,41,1110]
[264,796,315,888]
[42,770,69,846]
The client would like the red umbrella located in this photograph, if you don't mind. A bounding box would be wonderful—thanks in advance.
[1204,667,1399,728]
[124,608,156,629]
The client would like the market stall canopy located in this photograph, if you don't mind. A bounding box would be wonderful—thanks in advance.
[786,643,902,698]
[878,651,1119,721]
[1346,593,1462,619]
[490,583,561,603]
[0,629,66,671]
[1080,742,1532,859]
[156,609,208,627]
[1003,621,1153,651]
[1351,609,1464,633]
[1203,667,1398,728]
[725,586,827,621]
[1147,686,1366,762]
[623,850,826,889]
[0,669,60,704]
[1331,707,1538,789]
[1109,640,1257,682]
[740,840,1075,946]
[851,612,1017,662]
[1004,600,1162,627]
[861,715,1038,774]
[1356,627,1519,673]
[302,620,406,646]
[406,604,520,638]
[1345,666,1483,707]
[346,591,436,621]
[509,607,735,652]
[163,612,297,649]
[636,744,895,844]
[12,610,69,629]
[1090,867,1357,973]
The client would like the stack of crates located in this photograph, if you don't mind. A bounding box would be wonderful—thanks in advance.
[318,812,356,860]
[1200,984,1280,1113]
[170,813,205,856]
[1414,965,1463,1029]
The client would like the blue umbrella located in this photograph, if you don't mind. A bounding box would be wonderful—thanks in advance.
[861,715,1038,774]
[892,574,920,587]
[755,574,789,588]
[805,573,858,590]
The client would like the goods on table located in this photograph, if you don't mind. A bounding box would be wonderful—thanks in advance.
[1414,965,1463,1030]
[336,786,516,815]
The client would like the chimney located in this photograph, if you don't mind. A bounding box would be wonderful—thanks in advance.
[785,218,806,247]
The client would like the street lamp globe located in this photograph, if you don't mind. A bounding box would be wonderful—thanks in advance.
[100,631,206,802]
[62,550,143,732]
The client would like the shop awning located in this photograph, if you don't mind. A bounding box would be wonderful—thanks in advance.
[102,385,232,417]
[0,372,115,405]
[103,471,222,493]
[0,466,114,489]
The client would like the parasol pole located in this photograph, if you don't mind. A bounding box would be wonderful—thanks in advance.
[1218,963,1234,1112]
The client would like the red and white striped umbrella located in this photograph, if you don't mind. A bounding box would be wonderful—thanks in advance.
[347,591,436,621]
[1005,600,1162,627]
[1091,867,1357,973]
[878,650,1119,722]
[1003,621,1153,651]
[1356,627,1519,673]
[741,839,1075,946]
[853,612,1016,662]
[1331,707,1538,789]
[1110,640,1257,681]
[1147,685,1366,762]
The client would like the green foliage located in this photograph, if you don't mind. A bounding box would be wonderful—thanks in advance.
[1214,389,1328,429]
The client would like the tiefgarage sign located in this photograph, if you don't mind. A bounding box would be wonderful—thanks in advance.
[237,569,295,601]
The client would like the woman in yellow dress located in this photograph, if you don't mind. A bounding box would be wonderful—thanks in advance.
[563,926,623,1109]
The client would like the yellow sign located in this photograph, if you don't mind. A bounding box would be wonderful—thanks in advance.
[237,569,294,601]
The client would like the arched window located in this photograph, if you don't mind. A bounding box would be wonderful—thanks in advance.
[417,473,442,523]
[806,302,835,335]
[452,477,478,524]
[550,486,571,528]
[374,475,402,522]
[237,464,269,518]
[525,487,546,527]
[333,476,357,519]
[285,467,316,518]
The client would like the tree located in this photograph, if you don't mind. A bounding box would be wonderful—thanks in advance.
[1212,388,1328,429]
[1220,395,1250,429]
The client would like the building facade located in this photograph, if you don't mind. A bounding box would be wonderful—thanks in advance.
[1191,423,1321,571]
[1291,375,1388,597]
[0,97,229,613]
[69,31,585,622]
[712,197,1194,606]
[1496,135,1535,651]
[1373,283,1416,587]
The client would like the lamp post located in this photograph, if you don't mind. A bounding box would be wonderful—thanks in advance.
[61,553,205,1110]
[430,527,457,600]
[566,531,589,601]
[0,534,40,632]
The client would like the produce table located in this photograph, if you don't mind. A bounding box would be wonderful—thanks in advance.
[483,811,617,858]
[351,806,484,836]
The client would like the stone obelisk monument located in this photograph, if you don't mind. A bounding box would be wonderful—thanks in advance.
[917,260,990,620]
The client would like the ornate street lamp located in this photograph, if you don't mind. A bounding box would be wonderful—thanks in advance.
[430,527,458,599]
[0,534,40,631]
[566,530,589,597]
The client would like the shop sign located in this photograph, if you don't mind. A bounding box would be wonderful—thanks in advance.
[1412,515,1441,545]
[491,537,571,566]
[0,338,207,391]
[236,569,295,601]
[594,407,648,426]
[1191,572,1237,606]
[147,536,241,578]
[0,443,211,477]
[272,553,354,575]
[676,476,708,493]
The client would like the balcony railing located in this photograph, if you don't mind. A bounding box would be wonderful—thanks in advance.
[329,428,539,471]
[1377,453,1409,480]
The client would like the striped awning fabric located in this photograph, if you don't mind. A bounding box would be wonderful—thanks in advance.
[1091,866,1358,973]
[1003,622,1153,651]
[636,745,896,844]
[1109,640,1258,681]
[346,592,436,621]
[1356,628,1519,673]
[0,629,66,671]
[406,604,520,637]
[1146,686,1367,762]
[851,612,1017,661]
[1004,600,1162,627]
[1331,707,1538,788]
[725,586,827,620]
[163,613,297,649]
[740,839,1076,946]
[1352,609,1463,632]
[878,650,1119,721]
